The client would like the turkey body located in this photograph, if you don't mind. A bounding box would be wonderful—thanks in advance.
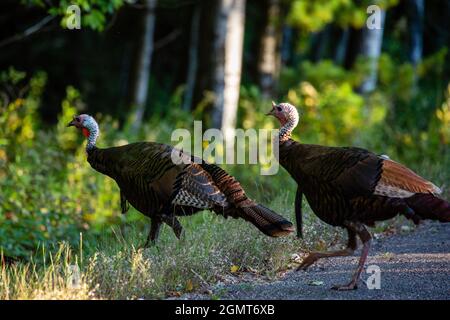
[89,142,187,218]
[87,141,293,245]
[280,140,449,232]
[280,139,449,290]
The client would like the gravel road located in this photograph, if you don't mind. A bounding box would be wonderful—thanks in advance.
[183,221,450,300]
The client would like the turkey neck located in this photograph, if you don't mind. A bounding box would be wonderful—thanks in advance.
[278,107,300,143]
[279,119,295,142]
[274,118,293,160]
[275,115,299,162]
[85,123,107,175]
[86,125,99,153]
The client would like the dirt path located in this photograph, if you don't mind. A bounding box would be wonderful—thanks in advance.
[184,221,450,300]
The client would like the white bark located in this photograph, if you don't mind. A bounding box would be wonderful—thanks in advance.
[131,0,157,130]
[212,0,246,138]
[359,5,386,94]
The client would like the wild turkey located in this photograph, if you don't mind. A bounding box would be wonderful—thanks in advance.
[67,114,294,246]
[267,102,450,290]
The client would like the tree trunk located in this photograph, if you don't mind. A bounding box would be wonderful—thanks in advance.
[130,0,157,131]
[333,27,350,65]
[258,0,280,98]
[192,0,217,113]
[344,27,363,70]
[211,0,246,136]
[182,3,201,111]
[309,25,331,63]
[359,4,386,94]
[406,0,424,67]
[280,25,293,66]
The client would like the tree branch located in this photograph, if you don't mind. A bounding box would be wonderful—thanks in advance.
[153,29,182,51]
[0,15,55,49]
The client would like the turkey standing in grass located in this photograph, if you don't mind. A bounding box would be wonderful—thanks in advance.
[267,102,450,290]
[68,114,294,246]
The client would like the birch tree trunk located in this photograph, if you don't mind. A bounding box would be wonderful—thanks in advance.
[182,3,201,111]
[258,0,280,98]
[211,0,246,137]
[130,0,157,131]
[359,4,386,94]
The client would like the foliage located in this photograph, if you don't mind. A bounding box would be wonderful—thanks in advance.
[275,52,450,164]
[0,189,351,299]
[0,71,85,259]
[276,60,381,146]
[287,0,398,32]
[21,0,125,31]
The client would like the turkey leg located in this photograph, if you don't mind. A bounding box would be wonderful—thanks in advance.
[119,191,130,237]
[143,217,162,247]
[296,228,357,271]
[161,214,184,239]
[294,188,303,238]
[331,221,372,291]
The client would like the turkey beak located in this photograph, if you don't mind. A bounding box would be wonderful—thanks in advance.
[67,120,76,127]
[266,101,277,116]
[266,108,275,116]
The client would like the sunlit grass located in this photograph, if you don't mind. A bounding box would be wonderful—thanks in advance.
[0,244,94,300]
[0,189,335,300]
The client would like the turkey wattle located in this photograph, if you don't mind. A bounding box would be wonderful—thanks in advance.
[267,102,450,290]
[67,114,294,246]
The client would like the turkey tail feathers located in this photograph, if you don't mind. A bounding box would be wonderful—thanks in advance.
[406,194,450,223]
[240,204,295,237]
[198,161,294,236]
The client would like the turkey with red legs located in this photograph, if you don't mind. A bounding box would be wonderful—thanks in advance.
[67,114,294,247]
[267,102,450,290]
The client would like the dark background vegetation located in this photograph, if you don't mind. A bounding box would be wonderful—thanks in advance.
[0,0,449,299]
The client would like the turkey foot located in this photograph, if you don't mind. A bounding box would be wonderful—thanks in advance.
[296,252,321,270]
[296,228,357,271]
[296,247,355,271]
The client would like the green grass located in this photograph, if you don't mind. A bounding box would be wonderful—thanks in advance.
[0,188,339,300]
